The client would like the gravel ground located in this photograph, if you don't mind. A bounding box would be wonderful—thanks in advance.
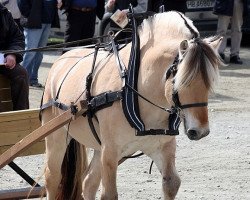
[0,47,250,199]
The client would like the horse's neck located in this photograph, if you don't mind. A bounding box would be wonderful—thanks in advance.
[138,47,175,105]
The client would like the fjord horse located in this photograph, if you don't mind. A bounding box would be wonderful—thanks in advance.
[42,11,222,199]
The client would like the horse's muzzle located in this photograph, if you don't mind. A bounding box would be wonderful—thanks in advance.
[187,129,210,140]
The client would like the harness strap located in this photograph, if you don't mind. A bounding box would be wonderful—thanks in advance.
[173,92,208,109]
[84,90,123,145]
[180,102,208,109]
[56,51,94,100]
[125,83,172,113]
[110,36,127,79]
[122,5,146,132]
[89,91,123,112]
[87,113,102,145]
[137,129,179,136]
[166,55,179,80]
[40,99,69,111]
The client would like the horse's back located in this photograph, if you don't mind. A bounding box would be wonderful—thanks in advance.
[43,48,108,104]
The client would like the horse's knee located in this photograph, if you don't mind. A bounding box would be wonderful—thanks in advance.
[162,173,181,200]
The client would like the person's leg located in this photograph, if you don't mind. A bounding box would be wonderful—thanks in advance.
[216,15,231,56]
[30,24,51,85]
[65,10,85,44]
[0,64,29,110]
[230,0,243,58]
[22,28,43,83]
[14,18,23,32]
[65,10,96,46]
[79,11,96,44]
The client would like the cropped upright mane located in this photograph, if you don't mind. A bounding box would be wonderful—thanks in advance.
[139,11,199,41]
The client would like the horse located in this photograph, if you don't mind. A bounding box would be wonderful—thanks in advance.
[42,11,222,200]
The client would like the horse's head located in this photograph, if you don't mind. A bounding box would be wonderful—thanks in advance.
[139,12,223,140]
[168,37,223,140]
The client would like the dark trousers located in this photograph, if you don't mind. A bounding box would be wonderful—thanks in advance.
[65,9,96,47]
[0,64,29,110]
[14,18,24,32]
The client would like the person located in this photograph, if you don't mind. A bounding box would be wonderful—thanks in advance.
[106,0,149,17]
[0,3,29,110]
[0,0,23,31]
[104,0,149,42]
[59,0,105,47]
[213,0,248,64]
[18,0,60,87]
[152,0,187,13]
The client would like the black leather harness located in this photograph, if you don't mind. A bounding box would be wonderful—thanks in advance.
[40,9,208,146]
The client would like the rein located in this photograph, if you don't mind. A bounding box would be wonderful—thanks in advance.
[1,35,109,54]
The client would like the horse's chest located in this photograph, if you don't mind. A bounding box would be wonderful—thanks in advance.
[121,136,172,157]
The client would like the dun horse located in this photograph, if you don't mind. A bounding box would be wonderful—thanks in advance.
[42,11,222,199]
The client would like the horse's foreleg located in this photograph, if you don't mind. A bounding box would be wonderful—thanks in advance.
[44,128,68,200]
[100,145,119,200]
[82,150,101,200]
[150,138,181,200]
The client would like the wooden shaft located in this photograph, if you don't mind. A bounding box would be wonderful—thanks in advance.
[0,109,73,169]
[0,187,45,199]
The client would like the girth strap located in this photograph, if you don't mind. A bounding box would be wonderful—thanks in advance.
[88,90,123,113]
[85,90,123,146]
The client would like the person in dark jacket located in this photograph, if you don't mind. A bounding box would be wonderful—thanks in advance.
[59,0,105,47]
[152,0,187,13]
[18,0,60,87]
[106,0,148,26]
[104,0,148,42]
[106,0,148,14]
[213,0,248,64]
[0,3,29,110]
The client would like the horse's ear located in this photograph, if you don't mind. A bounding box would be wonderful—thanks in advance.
[204,36,223,51]
[179,40,189,57]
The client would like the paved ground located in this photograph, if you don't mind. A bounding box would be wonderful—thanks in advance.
[0,46,250,199]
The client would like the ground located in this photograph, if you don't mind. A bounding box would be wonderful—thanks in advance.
[0,46,250,199]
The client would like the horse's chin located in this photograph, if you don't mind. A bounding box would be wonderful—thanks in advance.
[186,129,210,140]
[184,122,210,140]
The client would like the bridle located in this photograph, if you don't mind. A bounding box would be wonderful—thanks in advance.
[165,55,208,113]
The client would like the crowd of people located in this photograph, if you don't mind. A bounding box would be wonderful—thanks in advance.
[0,0,248,111]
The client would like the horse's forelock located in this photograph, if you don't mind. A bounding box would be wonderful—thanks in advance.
[174,39,220,92]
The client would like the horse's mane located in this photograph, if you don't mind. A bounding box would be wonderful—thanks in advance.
[139,11,199,41]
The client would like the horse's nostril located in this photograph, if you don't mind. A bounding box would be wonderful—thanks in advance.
[187,129,198,139]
